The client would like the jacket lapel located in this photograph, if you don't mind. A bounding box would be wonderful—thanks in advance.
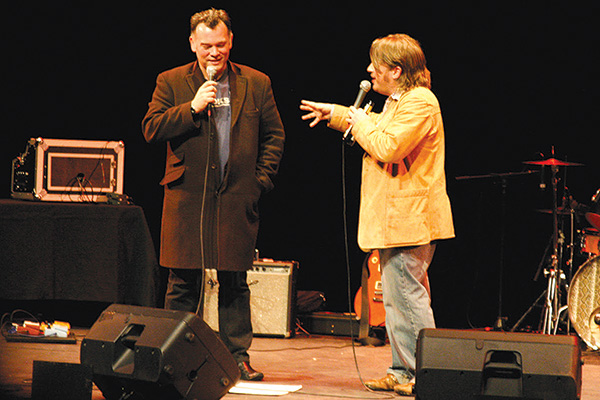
[184,61,246,126]
[229,63,246,129]
[186,62,204,97]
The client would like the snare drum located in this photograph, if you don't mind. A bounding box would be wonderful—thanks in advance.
[579,228,600,257]
[568,255,600,350]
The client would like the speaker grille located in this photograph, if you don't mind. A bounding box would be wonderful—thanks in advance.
[203,260,298,337]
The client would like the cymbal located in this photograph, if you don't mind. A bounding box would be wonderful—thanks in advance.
[536,207,584,216]
[523,158,584,166]
[586,212,600,230]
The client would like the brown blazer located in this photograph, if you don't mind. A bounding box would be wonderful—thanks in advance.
[142,61,285,271]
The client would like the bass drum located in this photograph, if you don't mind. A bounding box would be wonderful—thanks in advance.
[568,255,600,350]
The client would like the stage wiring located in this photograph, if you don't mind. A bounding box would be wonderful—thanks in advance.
[341,142,395,399]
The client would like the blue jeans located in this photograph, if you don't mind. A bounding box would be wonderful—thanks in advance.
[380,243,436,382]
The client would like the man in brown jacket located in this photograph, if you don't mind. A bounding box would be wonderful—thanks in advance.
[142,8,285,381]
[301,34,454,395]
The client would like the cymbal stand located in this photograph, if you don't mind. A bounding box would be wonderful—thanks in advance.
[513,151,583,334]
[554,185,576,334]
[512,170,574,334]
[541,165,564,334]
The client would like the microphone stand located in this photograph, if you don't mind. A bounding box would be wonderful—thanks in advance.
[456,170,538,331]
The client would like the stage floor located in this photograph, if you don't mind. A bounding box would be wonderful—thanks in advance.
[1,328,599,399]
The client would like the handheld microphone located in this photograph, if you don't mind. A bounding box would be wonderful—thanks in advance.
[205,66,218,117]
[343,80,372,144]
[344,101,373,146]
[353,80,372,108]
[206,66,218,81]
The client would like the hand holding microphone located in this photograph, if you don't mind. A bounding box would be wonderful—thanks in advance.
[191,66,219,114]
[343,100,373,146]
[343,80,372,144]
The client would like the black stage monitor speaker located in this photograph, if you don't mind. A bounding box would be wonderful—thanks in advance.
[415,328,582,400]
[32,361,93,400]
[80,304,240,400]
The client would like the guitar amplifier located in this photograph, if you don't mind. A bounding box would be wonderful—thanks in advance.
[11,137,125,202]
[203,260,298,338]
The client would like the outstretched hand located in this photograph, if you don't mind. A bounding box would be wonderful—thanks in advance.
[300,100,333,128]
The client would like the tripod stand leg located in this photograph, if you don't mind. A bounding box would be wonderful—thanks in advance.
[510,289,546,332]
[542,268,559,334]
[553,305,569,335]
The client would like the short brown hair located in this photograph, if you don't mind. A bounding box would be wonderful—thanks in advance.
[190,8,232,34]
[370,34,431,90]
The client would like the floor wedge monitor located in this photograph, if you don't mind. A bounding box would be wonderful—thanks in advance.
[415,328,582,400]
[80,304,240,400]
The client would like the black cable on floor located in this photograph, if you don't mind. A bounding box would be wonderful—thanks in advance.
[341,142,395,399]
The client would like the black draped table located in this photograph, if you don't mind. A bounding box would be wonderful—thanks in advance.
[0,199,159,307]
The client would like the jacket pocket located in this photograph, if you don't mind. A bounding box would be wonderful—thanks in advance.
[384,189,429,245]
[244,108,260,118]
[160,152,185,186]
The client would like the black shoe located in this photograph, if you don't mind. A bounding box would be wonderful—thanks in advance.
[237,361,264,381]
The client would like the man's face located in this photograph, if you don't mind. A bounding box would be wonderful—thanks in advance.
[189,21,233,79]
[367,62,401,96]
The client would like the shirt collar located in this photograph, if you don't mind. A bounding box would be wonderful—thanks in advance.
[389,89,405,101]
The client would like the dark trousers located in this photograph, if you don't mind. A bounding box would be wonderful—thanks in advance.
[164,268,252,363]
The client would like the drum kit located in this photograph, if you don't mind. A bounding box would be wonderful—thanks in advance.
[519,155,599,350]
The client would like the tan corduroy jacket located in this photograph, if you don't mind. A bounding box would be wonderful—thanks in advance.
[329,86,454,251]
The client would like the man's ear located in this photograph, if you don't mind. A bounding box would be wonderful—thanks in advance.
[189,34,195,53]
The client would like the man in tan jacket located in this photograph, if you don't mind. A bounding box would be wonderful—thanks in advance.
[301,33,454,396]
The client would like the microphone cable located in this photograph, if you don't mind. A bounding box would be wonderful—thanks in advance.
[195,103,214,316]
[341,140,394,399]
[341,140,365,380]
[197,66,219,316]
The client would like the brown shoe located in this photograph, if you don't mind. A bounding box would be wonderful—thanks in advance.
[364,374,400,391]
[394,382,415,396]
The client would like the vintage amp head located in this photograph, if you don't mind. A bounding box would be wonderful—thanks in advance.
[11,137,124,203]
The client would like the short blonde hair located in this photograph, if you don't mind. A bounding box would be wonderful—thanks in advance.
[370,34,431,90]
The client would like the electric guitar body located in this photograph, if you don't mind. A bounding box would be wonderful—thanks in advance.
[354,250,386,327]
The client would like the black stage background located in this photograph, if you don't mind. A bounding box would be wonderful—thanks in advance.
[3,2,599,330]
